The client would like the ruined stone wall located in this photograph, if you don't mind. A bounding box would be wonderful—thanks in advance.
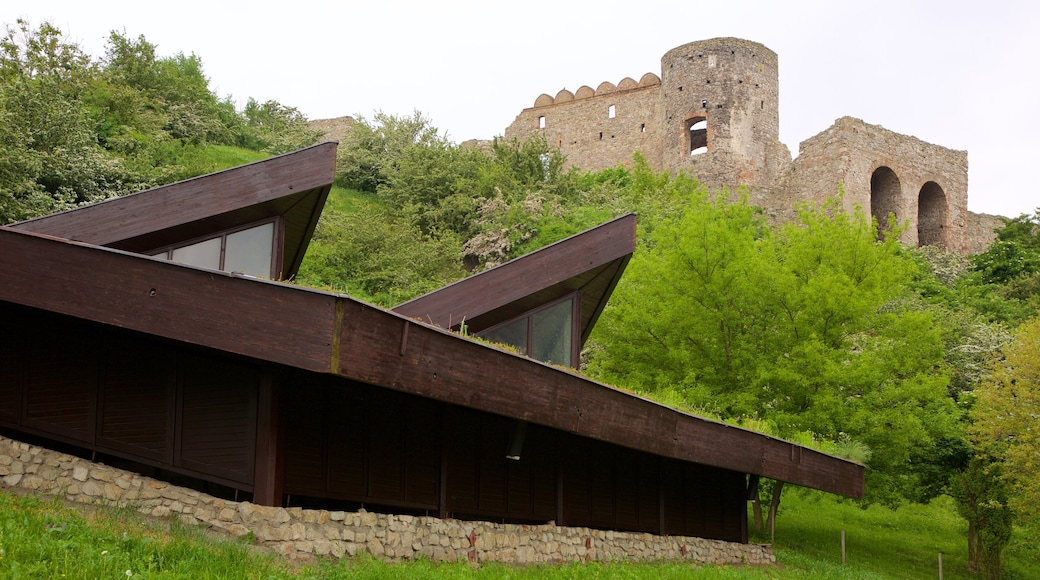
[505,77,664,171]
[784,117,971,252]
[659,38,789,190]
[500,38,997,253]
[966,212,1003,254]
[0,434,774,566]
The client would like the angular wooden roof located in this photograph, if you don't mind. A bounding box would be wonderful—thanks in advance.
[8,142,336,280]
[393,214,635,345]
[0,225,864,499]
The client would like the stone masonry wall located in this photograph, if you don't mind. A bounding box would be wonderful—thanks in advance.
[784,117,972,252]
[506,78,664,173]
[0,434,774,566]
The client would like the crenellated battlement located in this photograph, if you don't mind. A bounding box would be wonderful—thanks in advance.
[502,37,989,254]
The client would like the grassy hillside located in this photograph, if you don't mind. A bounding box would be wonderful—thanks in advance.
[4,486,1038,578]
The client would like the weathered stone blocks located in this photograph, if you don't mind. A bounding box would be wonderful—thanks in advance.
[0,434,774,566]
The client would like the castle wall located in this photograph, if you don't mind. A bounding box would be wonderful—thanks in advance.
[786,117,970,252]
[502,38,992,254]
[659,38,789,190]
[505,78,663,171]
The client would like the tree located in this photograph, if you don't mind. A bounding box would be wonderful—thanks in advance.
[0,20,134,223]
[969,315,1040,576]
[588,189,960,513]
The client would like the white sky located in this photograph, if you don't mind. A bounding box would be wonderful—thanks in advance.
[9,0,1040,217]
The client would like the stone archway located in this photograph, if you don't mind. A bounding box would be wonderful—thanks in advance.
[917,181,948,247]
[683,113,708,156]
[870,166,901,239]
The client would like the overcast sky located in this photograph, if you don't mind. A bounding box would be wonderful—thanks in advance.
[10,0,1040,217]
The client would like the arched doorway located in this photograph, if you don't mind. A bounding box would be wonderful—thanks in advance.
[870,167,901,240]
[917,181,948,247]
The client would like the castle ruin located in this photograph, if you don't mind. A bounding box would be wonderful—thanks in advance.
[505,38,999,254]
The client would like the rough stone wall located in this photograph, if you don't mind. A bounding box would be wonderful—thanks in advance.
[784,117,970,251]
[966,212,1004,254]
[501,38,999,254]
[505,78,664,171]
[504,38,791,192]
[659,38,789,190]
[0,434,774,566]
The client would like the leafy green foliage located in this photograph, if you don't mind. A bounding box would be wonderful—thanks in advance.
[971,316,1040,527]
[0,20,321,224]
[588,190,960,504]
[296,189,466,306]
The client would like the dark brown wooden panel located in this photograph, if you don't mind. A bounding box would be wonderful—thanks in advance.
[561,436,591,526]
[339,300,865,499]
[366,390,404,501]
[403,400,440,507]
[96,337,175,463]
[0,305,23,425]
[529,427,558,521]
[476,418,509,515]
[446,409,480,514]
[23,322,97,443]
[614,448,641,530]
[326,385,368,498]
[177,355,258,486]
[637,454,661,532]
[283,379,326,493]
[0,229,339,375]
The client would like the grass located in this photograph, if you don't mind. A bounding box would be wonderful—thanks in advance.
[5,486,1039,579]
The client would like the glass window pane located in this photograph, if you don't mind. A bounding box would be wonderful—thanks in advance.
[170,237,221,270]
[531,298,573,367]
[480,318,528,356]
[224,222,275,277]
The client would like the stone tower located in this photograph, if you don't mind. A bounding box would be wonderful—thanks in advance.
[659,38,789,190]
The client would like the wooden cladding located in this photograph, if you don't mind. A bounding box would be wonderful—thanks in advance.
[283,373,746,540]
[284,379,440,511]
[0,303,259,489]
[0,225,863,499]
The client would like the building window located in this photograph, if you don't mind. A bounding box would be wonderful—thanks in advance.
[151,220,277,278]
[538,115,546,129]
[686,117,708,155]
[479,295,577,367]
[608,104,616,119]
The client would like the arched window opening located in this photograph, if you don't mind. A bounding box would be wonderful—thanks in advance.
[870,166,901,241]
[686,117,707,156]
[918,181,948,248]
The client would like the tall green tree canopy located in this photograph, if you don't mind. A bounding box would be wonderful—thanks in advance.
[588,189,960,502]
[0,20,320,224]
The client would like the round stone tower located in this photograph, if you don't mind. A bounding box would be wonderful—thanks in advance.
[660,38,789,190]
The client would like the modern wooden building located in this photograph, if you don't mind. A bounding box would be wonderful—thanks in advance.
[0,143,862,544]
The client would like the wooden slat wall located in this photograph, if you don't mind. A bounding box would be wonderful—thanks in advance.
[0,302,260,490]
[177,354,258,486]
[0,310,24,425]
[23,321,98,443]
[2,303,750,540]
[97,337,175,463]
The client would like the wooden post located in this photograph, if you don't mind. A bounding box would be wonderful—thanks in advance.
[938,552,944,580]
[252,372,285,506]
[841,529,846,565]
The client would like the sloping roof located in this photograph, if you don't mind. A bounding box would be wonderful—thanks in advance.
[0,225,864,499]
[393,214,635,345]
[9,142,336,280]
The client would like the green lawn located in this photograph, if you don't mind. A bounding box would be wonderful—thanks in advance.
[3,486,1037,579]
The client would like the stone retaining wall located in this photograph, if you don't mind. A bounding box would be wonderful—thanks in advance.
[0,434,774,566]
